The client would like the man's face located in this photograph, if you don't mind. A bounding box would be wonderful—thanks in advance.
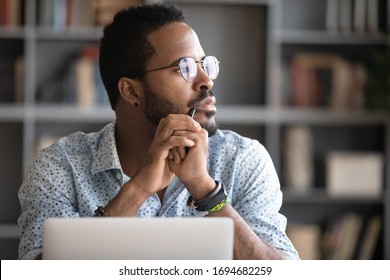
[143,84,218,136]
[140,22,218,136]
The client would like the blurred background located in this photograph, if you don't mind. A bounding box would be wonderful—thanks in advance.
[0,0,388,259]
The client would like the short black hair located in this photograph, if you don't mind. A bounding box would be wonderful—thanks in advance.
[99,3,186,110]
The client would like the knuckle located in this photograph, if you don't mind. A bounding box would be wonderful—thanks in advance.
[200,128,209,137]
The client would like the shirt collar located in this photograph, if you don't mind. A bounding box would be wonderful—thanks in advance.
[91,120,122,175]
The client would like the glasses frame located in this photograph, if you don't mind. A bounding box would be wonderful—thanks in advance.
[129,56,220,82]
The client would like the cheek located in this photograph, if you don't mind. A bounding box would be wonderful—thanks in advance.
[145,75,176,95]
[146,78,193,109]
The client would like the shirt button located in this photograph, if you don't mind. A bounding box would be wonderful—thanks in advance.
[116,173,122,180]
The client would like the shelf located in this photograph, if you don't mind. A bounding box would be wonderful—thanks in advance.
[0,105,26,122]
[170,0,273,5]
[33,105,115,123]
[275,30,388,45]
[217,106,390,125]
[1,104,388,125]
[0,224,20,238]
[0,105,115,123]
[0,26,25,39]
[282,188,384,205]
[35,27,103,41]
[0,0,388,260]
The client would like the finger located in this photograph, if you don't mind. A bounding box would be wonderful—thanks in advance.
[168,150,174,162]
[169,132,197,154]
[178,145,187,159]
[170,147,182,164]
[157,115,201,137]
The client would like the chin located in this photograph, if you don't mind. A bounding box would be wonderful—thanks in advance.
[201,120,218,137]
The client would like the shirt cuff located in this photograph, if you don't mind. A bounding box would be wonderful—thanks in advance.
[19,249,43,260]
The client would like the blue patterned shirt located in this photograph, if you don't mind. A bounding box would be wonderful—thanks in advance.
[18,120,299,259]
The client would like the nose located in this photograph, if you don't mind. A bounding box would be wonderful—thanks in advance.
[192,64,214,92]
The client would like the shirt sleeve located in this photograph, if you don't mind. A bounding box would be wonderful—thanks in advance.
[17,146,80,260]
[229,138,300,259]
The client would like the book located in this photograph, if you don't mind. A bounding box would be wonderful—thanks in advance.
[289,53,368,110]
[353,0,367,33]
[322,216,343,259]
[332,213,363,259]
[283,125,313,193]
[80,0,96,27]
[332,60,368,110]
[39,0,53,27]
[4,0,22,26]
[290,53,343,108]
[37,44,108,107]
[94,60,108,106]
[94,0,143,26]
[367,0,378,34]
[326,151,384,198]
[280,61,290,106]
[287,224,321,260]
[73,45,108,107]
[358,215,382,259]
[339,0,352,33]
[39,0,97,30]
[290,58,316,107]
[348,62,367,109]
[322,213,364,259]
[14,56,25,104]
[68,0,83,28]
[52,0,67,31]
[326,0,339,33]
[75,52,96,108]
[331,58,352,109]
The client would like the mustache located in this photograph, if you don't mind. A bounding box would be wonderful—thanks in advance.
[189,88,215,108]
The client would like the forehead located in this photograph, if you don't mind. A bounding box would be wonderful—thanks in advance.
[147,22,205,62]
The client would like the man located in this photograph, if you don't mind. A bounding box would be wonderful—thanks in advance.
[18,3,299,260]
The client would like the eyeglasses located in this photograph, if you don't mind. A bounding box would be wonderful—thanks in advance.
[130,56,220,82]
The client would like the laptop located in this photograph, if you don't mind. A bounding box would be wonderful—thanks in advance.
[42,217,234,260]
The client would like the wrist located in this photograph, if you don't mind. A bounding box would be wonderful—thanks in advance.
[103,179,151,216]
[187,181,229,216]
[186,176,216,200]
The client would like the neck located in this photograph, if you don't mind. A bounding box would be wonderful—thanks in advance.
[115,110,156,178]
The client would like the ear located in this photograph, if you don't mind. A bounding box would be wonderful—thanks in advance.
[118,77,143,107]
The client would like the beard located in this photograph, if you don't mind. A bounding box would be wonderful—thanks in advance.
[143,86,218,137]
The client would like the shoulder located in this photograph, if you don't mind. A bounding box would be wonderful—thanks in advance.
[207,129,276,179]
[209,129,266,156]
[35,122,114,163]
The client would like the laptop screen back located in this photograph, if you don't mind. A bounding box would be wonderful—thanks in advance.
[42,217,234,260]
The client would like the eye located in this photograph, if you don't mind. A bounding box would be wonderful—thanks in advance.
[173,66,182,74]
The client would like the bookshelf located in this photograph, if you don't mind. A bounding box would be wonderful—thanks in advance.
[273,0,390,260]
[0,0,388,259]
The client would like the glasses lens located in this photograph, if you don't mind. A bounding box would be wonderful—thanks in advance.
[203,56,219,80]
[179,57,197,81]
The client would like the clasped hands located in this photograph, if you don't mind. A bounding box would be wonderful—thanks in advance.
[134,113,215,201]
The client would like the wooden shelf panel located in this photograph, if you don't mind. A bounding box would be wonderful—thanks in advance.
[275,30,388,45]
[1,104,388,125]
[0,224,20,239]
[282,188,384,205]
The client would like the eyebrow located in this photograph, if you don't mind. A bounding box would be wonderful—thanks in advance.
[169,55,207,66]
[169,56,187,66]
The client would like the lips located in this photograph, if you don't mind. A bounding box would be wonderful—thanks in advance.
[195,96,217,112]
